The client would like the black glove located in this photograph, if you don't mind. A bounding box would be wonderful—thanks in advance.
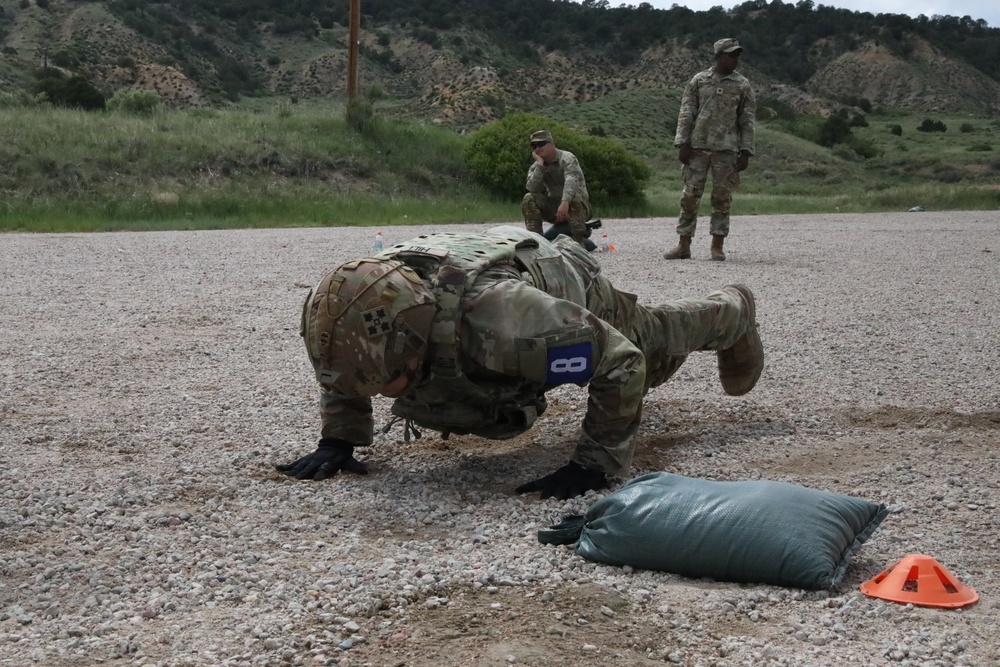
[275,438,368,481]
[515,461,608,500]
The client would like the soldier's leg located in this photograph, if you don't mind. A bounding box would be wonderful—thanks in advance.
[566,201,592,245]
[676,151,711,237]
[522,193,559,235]
[543,222,572,242]
[592,278,762,393]
[708,151,740,237]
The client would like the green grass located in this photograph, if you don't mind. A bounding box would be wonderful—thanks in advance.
[1,101,998,233]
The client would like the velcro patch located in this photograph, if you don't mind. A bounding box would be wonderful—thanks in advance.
[362,306,391,337]
[546,341,593,385]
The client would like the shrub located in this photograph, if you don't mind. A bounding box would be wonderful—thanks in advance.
[0,90,48,108]
[463,112,651,208]
[32,73,106,110]
[757,96,797,122]
[959,122,976,133]
[106,89,162,115]
[917,119,947,133]
[849,113,868,128]
[849,139,879,159]
[967,143,993,152]
[933,166,963,183]
[346,98,377,134]
[816,114,852,147]
[889,124,903,136]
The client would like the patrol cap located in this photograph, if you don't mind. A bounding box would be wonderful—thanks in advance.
[530,130,553,144]
[301,259,435,397]
[714,38,743,55]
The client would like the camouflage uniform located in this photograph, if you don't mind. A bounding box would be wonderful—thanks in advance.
[309,227,754,477]
[674,67,756,237]
[522,149,592,240]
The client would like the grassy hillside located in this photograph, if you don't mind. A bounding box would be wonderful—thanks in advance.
[1,96,998,233]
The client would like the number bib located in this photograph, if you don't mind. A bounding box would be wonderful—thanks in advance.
[546,341,594,385]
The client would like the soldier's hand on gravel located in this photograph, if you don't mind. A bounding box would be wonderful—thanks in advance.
[276,438,368,481]
[515,461,608,500]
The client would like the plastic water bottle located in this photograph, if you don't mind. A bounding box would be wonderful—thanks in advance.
[374,231,383,252]
[598,233,610,252]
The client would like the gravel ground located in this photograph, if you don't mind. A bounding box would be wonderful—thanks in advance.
[1,211,998,667]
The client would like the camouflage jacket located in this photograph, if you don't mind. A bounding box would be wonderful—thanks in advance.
[525,149,591,207]
[317,227,646,476]
[674,67,756,155]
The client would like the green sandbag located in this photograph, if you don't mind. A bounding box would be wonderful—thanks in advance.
[538,472,888,590]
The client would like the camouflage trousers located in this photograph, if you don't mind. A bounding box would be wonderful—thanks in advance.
[570,276,753,474]
[677,149,740,237]
[521,193,591,241]
[590,277,751,392]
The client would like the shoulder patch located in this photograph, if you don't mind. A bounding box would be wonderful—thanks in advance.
[515,326,597,386]
[546,341,593,385]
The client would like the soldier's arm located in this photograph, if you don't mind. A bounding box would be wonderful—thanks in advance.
[275,388,372,480]
[674,76,700,147]
[525,162,546,194]
[559,152,586,203]
[319,388,375,444]
[570,323,646,477]
[468,281,646,477]
[737,81,757,155]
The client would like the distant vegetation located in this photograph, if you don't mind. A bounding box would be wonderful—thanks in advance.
[0,98,997,233]
[97,0,1000,98]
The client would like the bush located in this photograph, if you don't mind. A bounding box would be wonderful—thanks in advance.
[346,98,377,134]
[106,89,162,115]
[933,166,963,183]
[967,143,993,152]
[463,112,651,208]
[889,124,903,136]
[816,114,853,147]
[32,73,106,110]
[0,90,48,108]
[849,138,879,159]
[917,119,947,133]
[959,122,976,133]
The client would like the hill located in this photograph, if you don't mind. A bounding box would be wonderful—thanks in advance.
[1,0,999,127]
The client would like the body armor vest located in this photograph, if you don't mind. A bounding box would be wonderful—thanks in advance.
[375,228,563,439]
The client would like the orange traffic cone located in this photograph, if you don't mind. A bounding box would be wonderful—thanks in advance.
[860,554,978,609]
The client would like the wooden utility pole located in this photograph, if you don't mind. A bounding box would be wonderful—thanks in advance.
[347,0,360,103]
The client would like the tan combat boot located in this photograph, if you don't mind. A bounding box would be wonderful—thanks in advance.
[663,235,692,260]
[717,284,763,396]
[711,235,726,261]
[524,220,543,235]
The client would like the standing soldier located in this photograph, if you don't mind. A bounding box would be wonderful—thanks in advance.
[521,130,595,252]
[279,226,764,499]
[665,38,756,262]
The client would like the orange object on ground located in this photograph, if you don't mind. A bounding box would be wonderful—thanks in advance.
[860,554,979,609]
